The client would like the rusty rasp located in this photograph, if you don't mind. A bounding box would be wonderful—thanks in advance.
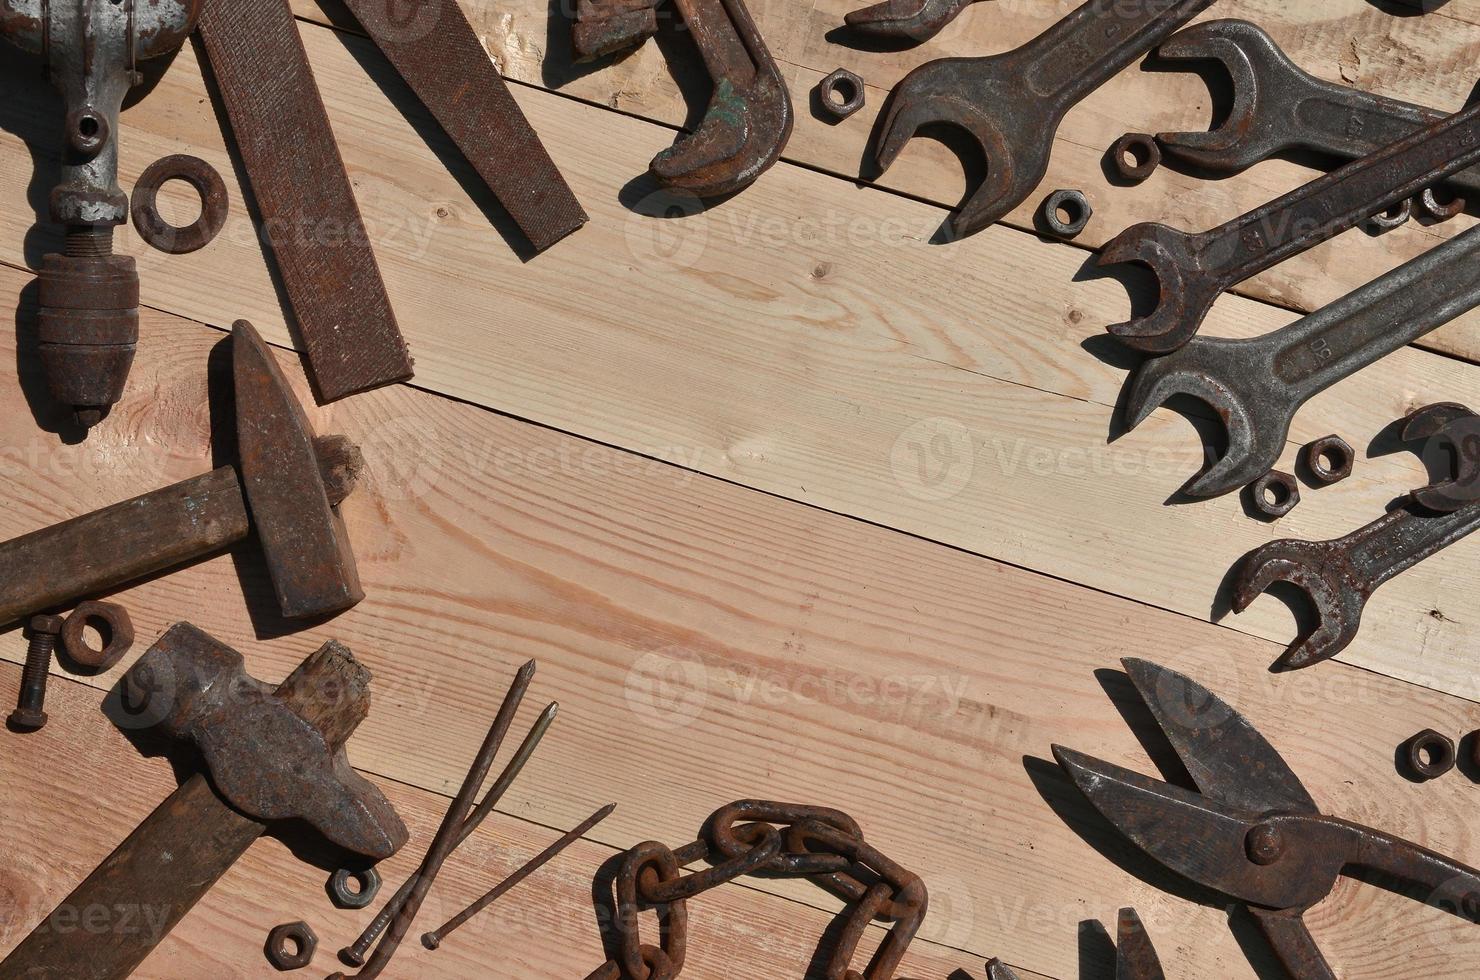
[339,0,588,252]
[195,0,412,404]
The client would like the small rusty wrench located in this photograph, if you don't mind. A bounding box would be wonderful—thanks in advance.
[1126,222,1480,498]
[1103,98,1480,354]
[844,0,985,43]
[1153,20,1479,211]
[1152,19,1473,217]
[873,0,1215,240]
[572,0,793,197]
[1233,404,1480,669]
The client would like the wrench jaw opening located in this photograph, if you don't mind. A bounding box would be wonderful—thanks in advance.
[1402,403,1480,513]
[843,0,977,43]
[1153,20,1288,175]
[651,72,795,198]
[1232,544,1364,670]
[1099,226,1216,354]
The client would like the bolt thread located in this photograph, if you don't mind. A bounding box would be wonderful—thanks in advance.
[64,227,114,258]
[17,633,54,710]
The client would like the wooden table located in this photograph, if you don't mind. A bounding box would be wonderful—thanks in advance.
[4,1,1480,976]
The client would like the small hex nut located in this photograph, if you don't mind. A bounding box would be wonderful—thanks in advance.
[1303,435,1354,486]
[1250,471,1300,519]
[1043,189,1092,238]
[818,68,865,121]
[265,921,317,971]
[328,866,381,910]
[1109,133,1161,183]
[1402,729,1456,781]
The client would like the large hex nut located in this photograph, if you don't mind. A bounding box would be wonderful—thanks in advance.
[1108,133,1161,183]
[266,921,317,971]
[60,600,135,671]
[1402,729,1456,781]
[1303,435,1354,486]
[1250,470,1299,519]
[1043,189,1092,238]
[818,68,866,121]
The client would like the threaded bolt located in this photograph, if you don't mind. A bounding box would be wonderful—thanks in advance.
[9,614,64,730]
[64,226,114,258]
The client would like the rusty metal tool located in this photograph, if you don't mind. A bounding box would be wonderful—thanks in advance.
[844,0,985,43]
[340,696,559,965]
[873,0,1215,240]
[1102,97,1480,354]
[1233,403,1480,669]
[0,623,408,979]
[0,0,201,430]
[0,320,363,628]
[422,802,616,950]
[988,908,1164,979]
[331,660,538,979]
[1153,19,1480,211]
[1054,658,1480,980]
[1124,221,1480,498]
[572,0,793,198]
[1403,401,1480,512]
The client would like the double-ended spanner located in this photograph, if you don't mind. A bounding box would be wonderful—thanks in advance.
[1102,95,1480,353]
[1126,221,1480,498]
[1153,19,1478,213]
[874,0,1216,240]
[1233,404,1480,669]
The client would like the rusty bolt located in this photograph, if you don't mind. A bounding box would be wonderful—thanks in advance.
[1250,470,1300,519]
[1109,133,1161,183]
[1303,435,1354,486]
[818,68,865,121]
[1244,824,1284,865]
[1043,189,1092,238]
[328,867,381,910]
[265,921,317,971]
[1402,729,1456,781]
[60,600,134,671]
[9,614,64,731]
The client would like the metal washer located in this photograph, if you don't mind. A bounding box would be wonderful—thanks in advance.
[131,154,229,254]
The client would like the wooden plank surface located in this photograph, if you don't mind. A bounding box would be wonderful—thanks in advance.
[6,22,1480,699]
[2,288,1480,977]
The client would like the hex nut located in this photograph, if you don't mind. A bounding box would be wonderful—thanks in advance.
[266,921,317,971]
[1303,435,1354,486]
[60,600,135,671]
[1402,729,1456,781]
[1043,189,1092,238]
[818,68,865,121]
[1250,470,1300,519]
[1367,198,1412,232]
[1109,133,1161,183]
[328,866,381,910]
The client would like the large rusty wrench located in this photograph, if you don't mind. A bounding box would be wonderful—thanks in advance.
[1125,221,1480,498]
[1103,98,1480,354]
[572,0,793,197]
[873,0,1215,240]
[1153,19,1480,207]
[1233,404,1480,670]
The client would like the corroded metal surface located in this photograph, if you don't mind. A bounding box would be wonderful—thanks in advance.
[59,599,134,670]
[844,0,984,44]
[873,0,1213,240]
[1233,404,1480,669]
[130,154,230,254]
[1055,659,1480,980]
[0,624,406,979]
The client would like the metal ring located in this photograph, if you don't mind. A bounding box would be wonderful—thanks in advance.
[60,600,134,671]
[1042,189,1092,239]
[328,867,381,909]
[131,154,229,254]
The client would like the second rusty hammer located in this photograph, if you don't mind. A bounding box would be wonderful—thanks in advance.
[0,320,362,626]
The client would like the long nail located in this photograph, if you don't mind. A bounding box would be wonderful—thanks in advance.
[338,698,559,965]
[329,659,536,979]
[422,803,616,950]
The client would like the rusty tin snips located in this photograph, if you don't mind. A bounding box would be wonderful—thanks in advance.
[1053,659,1480,979]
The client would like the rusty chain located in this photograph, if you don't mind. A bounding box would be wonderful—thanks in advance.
[585,801,928,980]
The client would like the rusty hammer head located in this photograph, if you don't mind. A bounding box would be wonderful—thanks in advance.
[123,622,408,858]
[232,320,364,619]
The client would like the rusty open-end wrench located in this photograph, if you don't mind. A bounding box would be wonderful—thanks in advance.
[844,0,985,43]
[873,0,1215,240]
[1125,222,1480,498]
[573,0,792,197]
[1103,98,1480,354]
[1233,404,1480,670]
[1152,20,1478,210]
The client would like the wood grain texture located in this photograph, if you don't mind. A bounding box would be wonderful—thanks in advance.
[1,285,1479,976]
[296,0,1480,361]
